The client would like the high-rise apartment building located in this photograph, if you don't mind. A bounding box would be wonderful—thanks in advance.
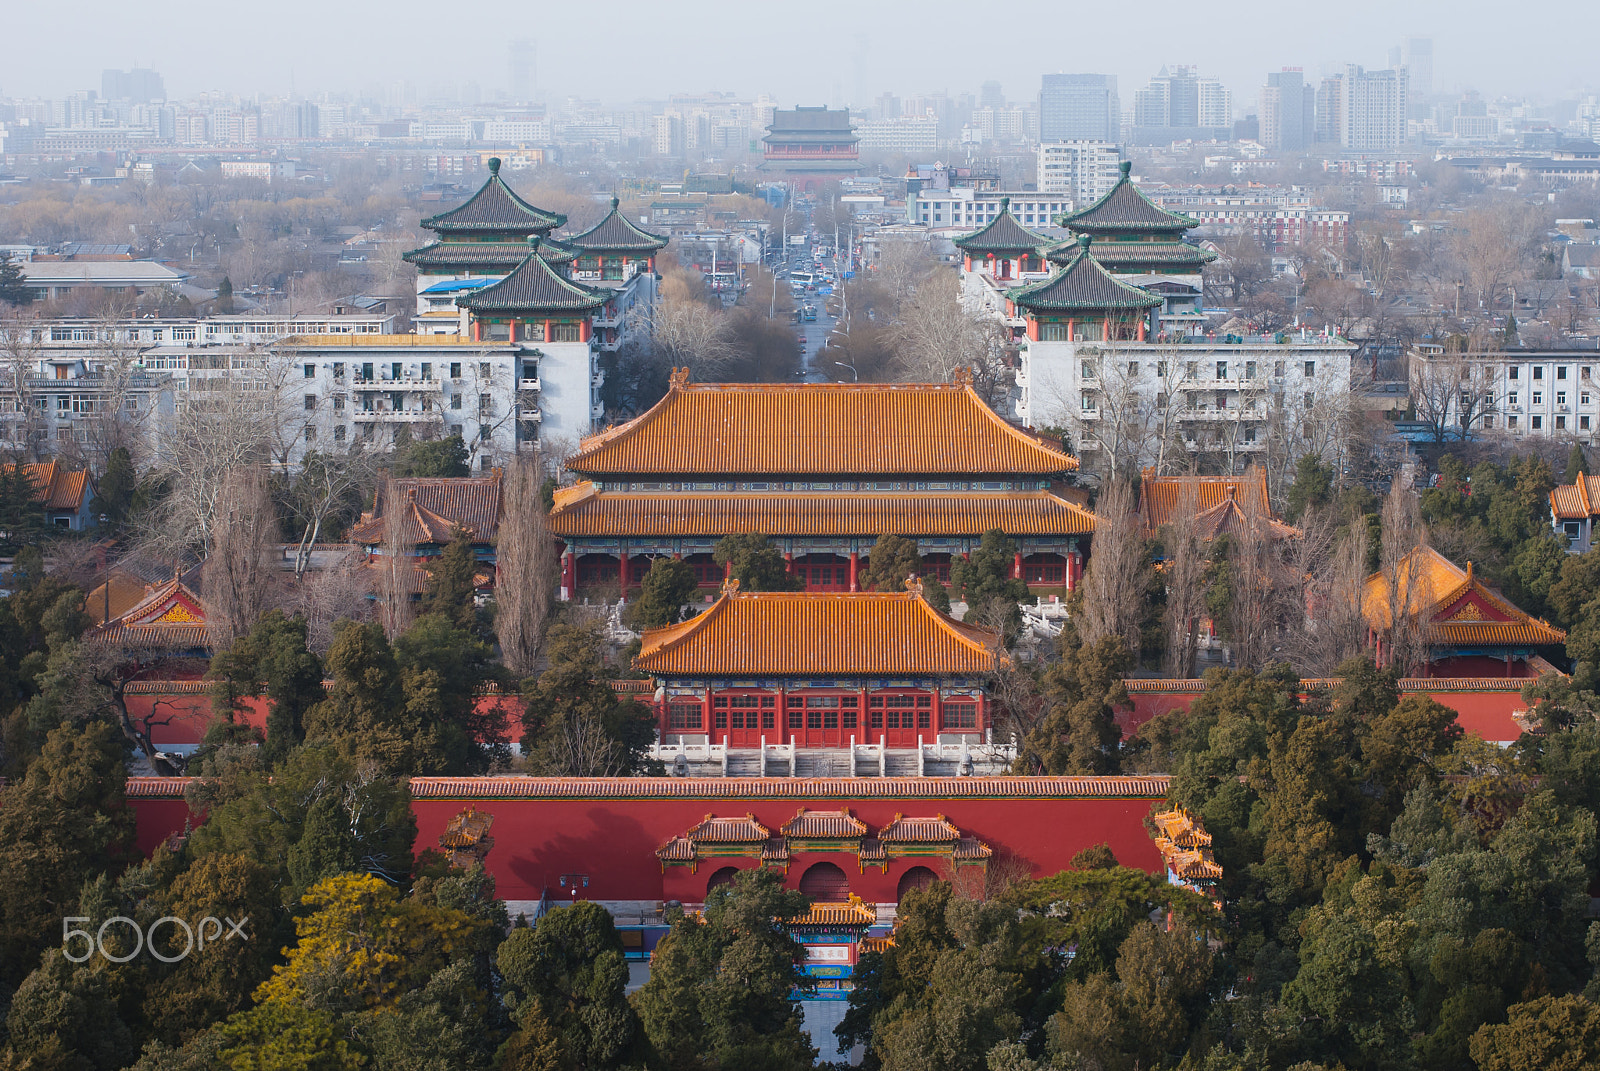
[100,68,165,103]
[1260,69,1315,151]
[1131,67,1231,142]
[507,39,536,101]
[1336,65,1409,151]
[1036,141,1121,204]
[1039,74,1119,142]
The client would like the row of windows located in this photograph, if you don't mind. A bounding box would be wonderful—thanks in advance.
[1505,365,1591,381]
[302,362,501,381]
[1494,414,1592,432]
[1082,359,1317,380]
[1498,391,1593,407]
[668,695,979,732]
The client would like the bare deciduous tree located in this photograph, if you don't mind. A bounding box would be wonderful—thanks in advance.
[1375,478,1433,674]
[1160,484,1207,679]
[495,456,559,677]
[1223,480,1277,669]
[281,546,373,655]
[378,478,418,640]
[1411,349,1500,444]
[204,465,273,651]
[1077,479,1147,658]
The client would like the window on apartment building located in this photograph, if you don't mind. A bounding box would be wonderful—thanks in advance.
[1216,361,1228,379]
[1156,361,1167,377]
[1584,416,1592,431]
[1585,367,1593,379]
[1303,360,1316,376]
[450,425,463,437]
[1534,366,1544,380]
[1558,415,1568,429]
[1559,392,1568,405]
[304,425,315,442]
[303,364,315,379]
[1483,417,1494,429]
[479,426,492,441]
[449,394,462,410]
[1081,359,1098,379]
[1304,392,1315,408]
[1559,366,1569,380]
[478,362,491,378]
[1244,426,1257,443]
[1508,366,1519,380]
[1274,360,1286,377]
[1156,392,1168,408]
[331,363,344,379]
[1509,392,1519,405]
[1534,392,1543,405]
[421,363,432,380]
[1533,415,1544,429]
[333,395,345,411]
[450,362,461,379]
[479,393,492,414]
[333,425,346,441]
[1246,361,1258,379]
[1127,362,1139,377]
[304,394,316,411]
[1081,393,1095,411]
[1585,393,1593,406]
[1508,415,1519,429]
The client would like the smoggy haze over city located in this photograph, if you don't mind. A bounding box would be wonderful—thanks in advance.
[4,0,1598,104]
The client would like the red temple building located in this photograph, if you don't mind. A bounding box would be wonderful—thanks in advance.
[635,582,1000,750]
[548,370,1096,601]
[758,107,861,189]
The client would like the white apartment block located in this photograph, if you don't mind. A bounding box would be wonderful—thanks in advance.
[1145,186,1350,253]
[853,116,941,155]
[1409,348,1600,443]
[1036,142,1122,205]
[913,188,1073,230]
[1016,333,1357,470]
[1339,65,1409,152]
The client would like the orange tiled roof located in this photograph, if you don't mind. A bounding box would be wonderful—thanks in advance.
[858,837,886,861]
[1152,808,1212,849]
[1550,474,1600,520]
[789,896,877,928]
[1152,809,1223,885]
[953,836,993,860]
[87,577,210,649]
[2,460,91,512]
[781,808,869,839]
[349,474,502,545]
[860,935,895,954]
[686,813,770,843]
[762,837,791,862]
[879,813,962,843]
[130,775,1174,801]
[86,571,156,626]
[1139,467,1284,538]
[1362,547,1566,647]
[567,371,1078,476]
[635,590,1000,677]
[657,836,696,862]
[548,483,1096,538]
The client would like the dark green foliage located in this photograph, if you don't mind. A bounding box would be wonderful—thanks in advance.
[1419,453,1560,617]
[1014,625,1130,775]
[393,434,471,478]
[624,557,699,630]
[712,531,803,592]
[950,529,1030,642]
[0,461,45,553]
[497,901,642,1070]
[634,867,815,1071]
[0,721,136,987]
[520,623,656,776]
[1286,454,1334,522]
[91,446,139,529]
[1566,442,1590,485]
[420,528,482,629]
[206,610,324,768]
[861,534,922,593]
[0,254,34,305]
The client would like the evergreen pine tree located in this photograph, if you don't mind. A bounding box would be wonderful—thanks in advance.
[215,275,235,314]
[91,446,139,529]
[861,533,922,593]
[624,557,699,629]
[0,255,34,306]
[712,532,803,592]
[1565,442,1589,485]
[419,528,480,628]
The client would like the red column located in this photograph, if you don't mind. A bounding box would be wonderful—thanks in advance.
[618,552,630,594]
[543,320,553,343]
[1012,551,1023,580]
[507,320,518,344]
[580,319,591,343]
[560,550,576,601]
[471,320,483,342]
[1026,318,1039,342]
[848,551,859,592]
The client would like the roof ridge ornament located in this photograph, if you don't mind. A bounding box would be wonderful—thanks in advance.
[905,575,924,599]
[488,157,501,174]
[720,576,740,596]
[669,367,692,388]
[1120,159,1132,178]
[952,367,973,387]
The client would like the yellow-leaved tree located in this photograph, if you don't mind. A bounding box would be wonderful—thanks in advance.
[254,873,478,1013]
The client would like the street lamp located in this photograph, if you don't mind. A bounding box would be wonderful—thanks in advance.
[833,361,858,382]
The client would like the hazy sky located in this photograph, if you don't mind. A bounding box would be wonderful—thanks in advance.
[5,0,1597,108]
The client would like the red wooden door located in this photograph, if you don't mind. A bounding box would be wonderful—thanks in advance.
[716,694,777,746]
[870,693,933,747]
[789,695,858,747]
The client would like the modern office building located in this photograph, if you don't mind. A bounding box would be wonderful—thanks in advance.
[1260,69,1315,151]
[1038,74,1119,142]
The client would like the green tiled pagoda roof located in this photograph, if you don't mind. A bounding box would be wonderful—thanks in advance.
[565,198,669,254]
[953,199,1051,254]
[405,237,578,270]
[1061,161,1198,235]
[457,238,607,314]
[421,158,567,236]
[1009,237,1164,313]
[1046,237,1216,271]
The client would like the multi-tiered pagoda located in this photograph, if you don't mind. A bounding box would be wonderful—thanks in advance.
[547,370,1095,600]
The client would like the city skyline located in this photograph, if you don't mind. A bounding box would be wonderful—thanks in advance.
[4,0,1597,108]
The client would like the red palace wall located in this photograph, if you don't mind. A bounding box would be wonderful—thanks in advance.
[127,777,1170,904]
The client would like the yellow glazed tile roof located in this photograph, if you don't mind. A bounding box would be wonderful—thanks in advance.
[1362,547,1566,647]
[878,813,962,843]
[1550,475,1600,519]
[567,370,1077,476]
[782,808,869,838]
[635,589,1001,677]
[789,896,877,927]
[547,483,1096,538]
